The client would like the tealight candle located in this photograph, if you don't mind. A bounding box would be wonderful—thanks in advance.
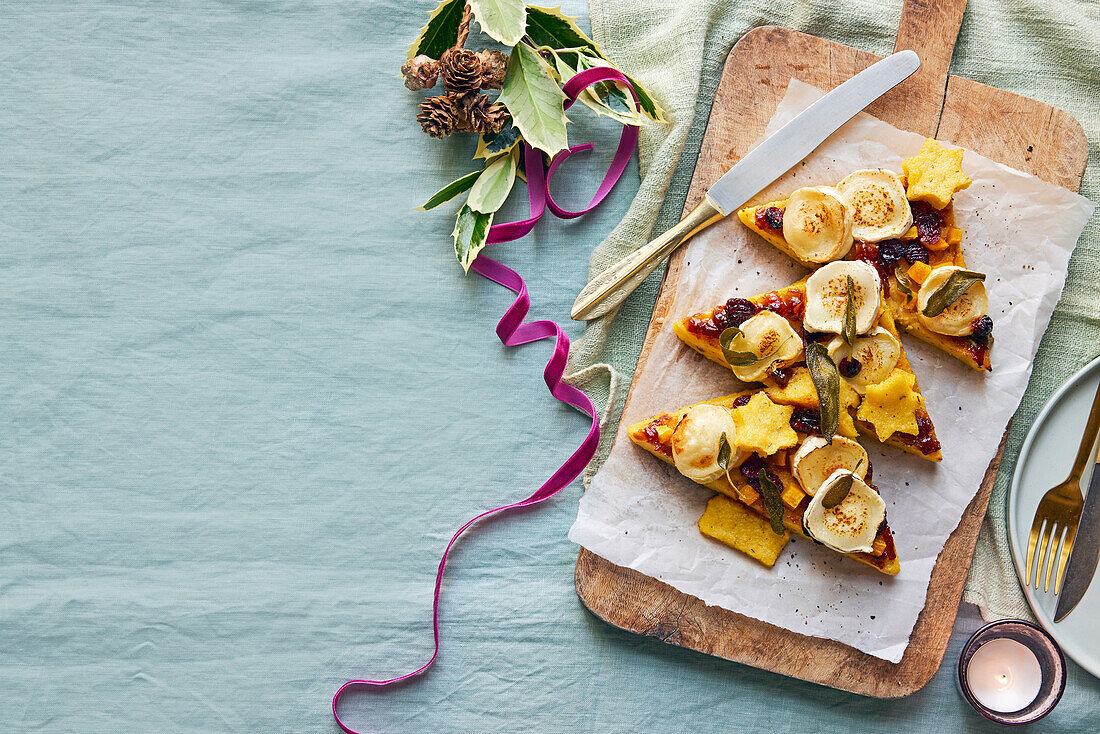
[957,620,1066,725]
[966,638,1042,712]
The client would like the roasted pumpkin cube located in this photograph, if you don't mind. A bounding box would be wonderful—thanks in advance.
[907,261,932,284]
[780,483,805,510]
[736,484,760,507]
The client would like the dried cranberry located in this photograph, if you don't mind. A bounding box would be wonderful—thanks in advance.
[902,240,929,264]
[768,365,794,387]
[838,356,863,378]
[739,454,781,491]
[763,206,784,231]
[790,408,822,435]
[754,205,784,232]
[731,395,752,409]
[913,203,943,247]
[722,298,758,328]
[970,315,993,339]
[739,455,766,487]
[876,239,906,270]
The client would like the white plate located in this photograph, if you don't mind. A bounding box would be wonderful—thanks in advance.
[1009,353,1100,679]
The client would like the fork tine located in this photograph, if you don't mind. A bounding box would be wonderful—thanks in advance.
[1026,514,1044,586]
[1034,520,1054,590]
[1043,524,1062,593]
[1054,523,1078,596]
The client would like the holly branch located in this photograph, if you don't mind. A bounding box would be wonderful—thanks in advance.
[402,2,667,271]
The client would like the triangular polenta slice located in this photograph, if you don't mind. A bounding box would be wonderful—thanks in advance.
[673,277,943,462]
[628,392,900,575]
[736,141,991,372]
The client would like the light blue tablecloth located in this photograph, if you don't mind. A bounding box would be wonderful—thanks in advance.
[2,2,1097,731]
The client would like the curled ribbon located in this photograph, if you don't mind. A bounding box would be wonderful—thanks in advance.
[333,66,639,733]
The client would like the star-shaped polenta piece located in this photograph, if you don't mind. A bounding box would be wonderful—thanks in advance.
[902,138,972,210]
[731,392,798,456]
[762,367,860,438]
[856,369,922,442]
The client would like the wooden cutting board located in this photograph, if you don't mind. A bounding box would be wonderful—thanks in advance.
[575,0,1088,697]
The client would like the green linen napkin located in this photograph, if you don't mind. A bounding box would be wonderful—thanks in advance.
[570,0,1100,620]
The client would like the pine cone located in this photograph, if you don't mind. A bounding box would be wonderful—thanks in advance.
[440,48,482,95]
[401,55,439,91]
[462,94,510,135]
[417,95,459,138]
[477,50,508,90]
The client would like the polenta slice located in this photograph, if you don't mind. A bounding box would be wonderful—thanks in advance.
[673,276,942,461]
[736,138,992,371]
[628,392,900,575]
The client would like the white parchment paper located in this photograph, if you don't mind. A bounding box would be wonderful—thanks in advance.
[569,80,1095,662]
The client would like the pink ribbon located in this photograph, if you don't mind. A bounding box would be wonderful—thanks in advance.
[487,66,640,243]
[332,65,639,734]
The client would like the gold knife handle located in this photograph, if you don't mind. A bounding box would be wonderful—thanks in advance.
[570,195,725,321]
[1068,380,1100,483]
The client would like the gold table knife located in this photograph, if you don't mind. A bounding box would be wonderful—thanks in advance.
[570,50,920,322]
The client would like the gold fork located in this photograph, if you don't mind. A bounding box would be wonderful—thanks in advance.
[1025,379,1100,593]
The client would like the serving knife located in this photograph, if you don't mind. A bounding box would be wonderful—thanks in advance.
[1054,433,1100,621]
[570,50,921,322]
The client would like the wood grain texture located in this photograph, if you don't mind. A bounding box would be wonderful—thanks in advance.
[576,0,1088,699]
[889,0,969,136]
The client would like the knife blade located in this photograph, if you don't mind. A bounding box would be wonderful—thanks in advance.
[1054,433,1100,621]
[570,50,921,321]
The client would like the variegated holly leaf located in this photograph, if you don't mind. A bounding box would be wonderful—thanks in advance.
[474,119,522,160]
[416,170,481,211]
[499,43,569,157]
[526,6,667,123]
[620,71,668,124]
[467,149,518,214]
[469,0,526,46]
[548,50,647,127]
[407,0,466,61]
[453,204,494,272]
[525,6,603,56]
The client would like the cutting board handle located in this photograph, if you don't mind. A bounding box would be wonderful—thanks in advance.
[893,0,968,136]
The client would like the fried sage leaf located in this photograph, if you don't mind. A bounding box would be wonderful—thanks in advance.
[921,269,986,317]
[843,275,857,347]
[821,472,855,510]
[718,326,794,369]
[719,327,764,367]
[717,432,733,484]
[758,470,787,535]
[805,342,840,443]
[894,264,914,303]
